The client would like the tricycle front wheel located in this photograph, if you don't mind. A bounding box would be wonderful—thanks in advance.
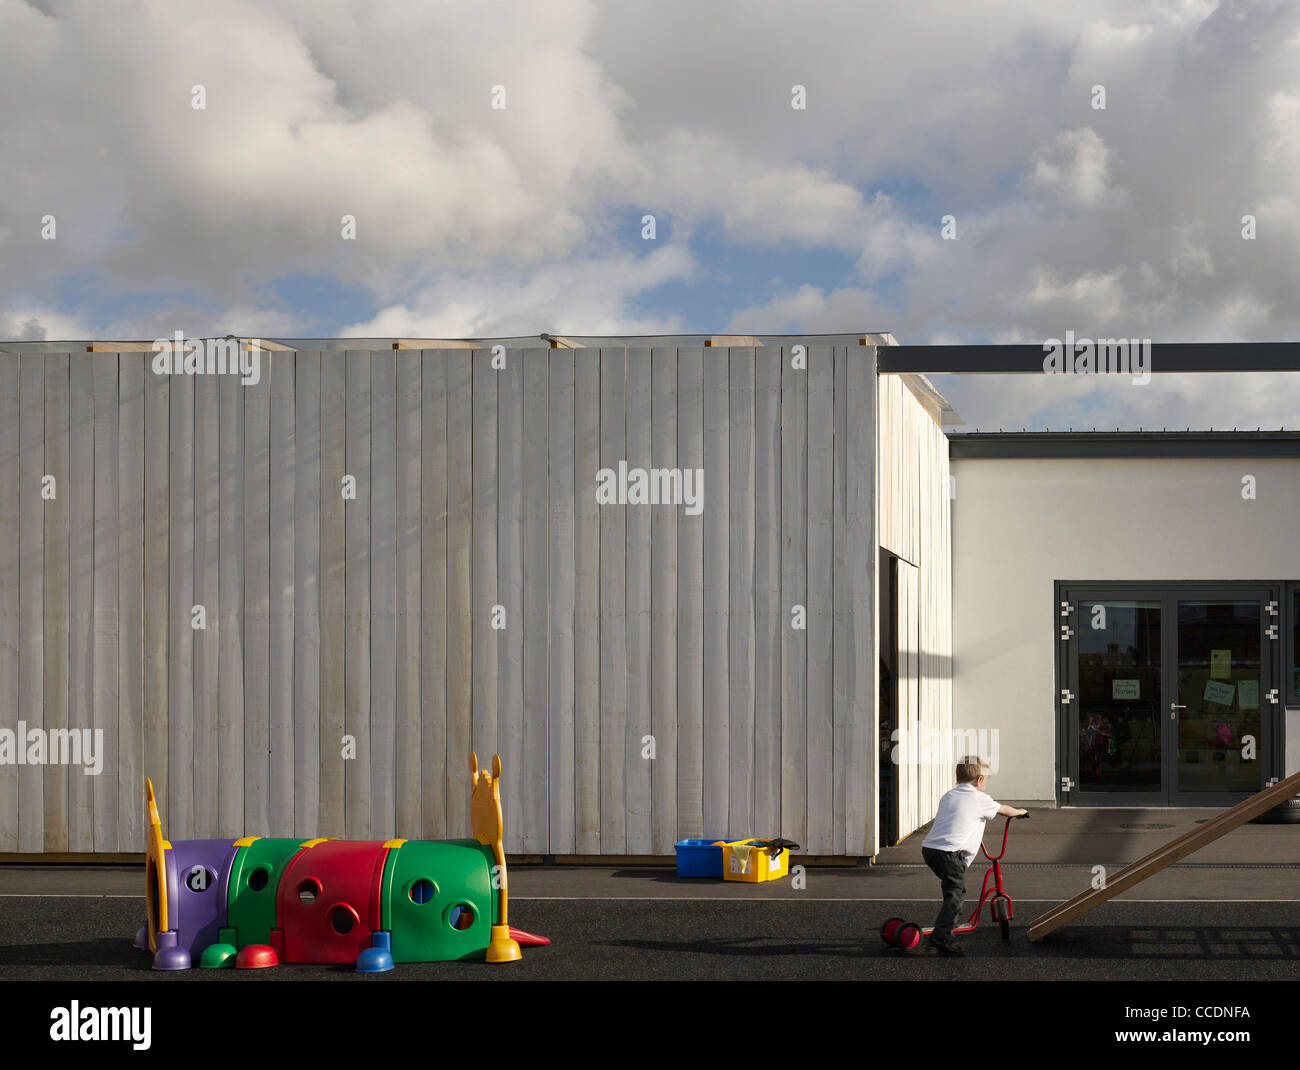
[992,895,1011,939]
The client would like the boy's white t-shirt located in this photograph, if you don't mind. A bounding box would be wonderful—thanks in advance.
[921,783,1001,868]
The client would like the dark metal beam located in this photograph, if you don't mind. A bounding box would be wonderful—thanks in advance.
[880,342,1300,374]
[948,431,1300,459]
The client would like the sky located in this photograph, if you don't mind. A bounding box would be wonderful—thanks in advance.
[2,0,1299,430]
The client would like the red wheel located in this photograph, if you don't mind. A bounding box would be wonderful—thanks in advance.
[880,917,904,946]
[896,923,922,950]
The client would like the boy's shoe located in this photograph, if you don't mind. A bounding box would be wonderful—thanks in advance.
[926,936,964,956]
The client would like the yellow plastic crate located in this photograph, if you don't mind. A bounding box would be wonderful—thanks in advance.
[722,840,789,883]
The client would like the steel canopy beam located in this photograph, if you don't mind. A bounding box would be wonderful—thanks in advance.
[880,342,1300,374]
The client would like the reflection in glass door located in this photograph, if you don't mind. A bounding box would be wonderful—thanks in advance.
[1174,599,1263,798]
[1077,600,1162,793]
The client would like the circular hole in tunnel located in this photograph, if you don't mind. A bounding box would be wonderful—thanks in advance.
[331,906,356,935]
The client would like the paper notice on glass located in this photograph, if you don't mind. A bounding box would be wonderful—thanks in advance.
[1112,679,1140,700]
[1203,679,1236,706]
[1237,679,1259,710]
[1210,649,1232,679]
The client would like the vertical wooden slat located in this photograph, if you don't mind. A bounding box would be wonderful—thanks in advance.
[548,349,576,854]
[806,347,833,854]
[395,352,422,835]
[676,347,704,841]
[343,351,369,837]
[243,357,270,835]
[445,352,473,836]
[269,352,296,834]
[831,348,846,855]
[651,347,678,853]
[419,351,448,838]
[192,369,218,837]
[845,348,875,855]
[939,416,954,815]
[521,349,549,852]
[753,346,780,838]
[19,355,45,851]
[728,348,755,835]
[318,352,346,838]
[370,350,397,836]
[44,355,71,851]
[878,377,892,556]
[573,349,601,853]
[0,354,18,850]
[599,348,627,853]
[166,368,193,838]
[472,350,498,769]
[702,350,730,838]
[781,346,808,849]
[92,356,120,849]
[625,349,652,853]
[497,351,524,849]
[118,354,145,848]
[295,351,322,836]
[897,559,918,837]
[217,369,244,836]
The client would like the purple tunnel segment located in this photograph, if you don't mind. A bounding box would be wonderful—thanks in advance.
[166,839,242,961]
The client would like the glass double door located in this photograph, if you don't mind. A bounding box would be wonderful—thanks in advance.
[1059,584,1279,806]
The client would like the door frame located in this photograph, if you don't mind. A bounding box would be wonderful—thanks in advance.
[1056,580,1282,806]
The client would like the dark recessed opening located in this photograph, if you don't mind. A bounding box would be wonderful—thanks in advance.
[409,879,435,904]
[331,907,355,935]
[298,881,319,906]
[248,866,269,892]
[448,904,474,931]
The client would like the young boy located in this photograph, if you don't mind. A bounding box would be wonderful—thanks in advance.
[920,757,1027,955]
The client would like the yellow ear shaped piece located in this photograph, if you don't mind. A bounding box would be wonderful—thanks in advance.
[470,751,504,850]
[144,778,170,950]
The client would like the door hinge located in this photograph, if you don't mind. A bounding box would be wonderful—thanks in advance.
[1267,777,1280,787]
[1267,600,1278,616]
[1266,624,1279,639]
[1267,688,1279,705]
[1060,625,1075,640]
[1061,776,1074,792]
[1060,601,1073,617]
[1060,689,1074,704]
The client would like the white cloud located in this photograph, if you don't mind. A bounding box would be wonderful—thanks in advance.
[341,244,695,338]
[1026,128,1116,208]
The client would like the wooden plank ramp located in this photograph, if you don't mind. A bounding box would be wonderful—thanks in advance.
[1027,769,1300,942]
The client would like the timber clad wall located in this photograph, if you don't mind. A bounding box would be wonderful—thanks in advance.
[0,344,878,856]
[878,374,954,840]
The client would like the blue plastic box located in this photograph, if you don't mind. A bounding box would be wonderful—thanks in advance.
[674,837,731,878]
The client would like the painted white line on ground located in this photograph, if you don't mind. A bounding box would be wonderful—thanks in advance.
[4,893,1300,903]
[515,896,1300,903]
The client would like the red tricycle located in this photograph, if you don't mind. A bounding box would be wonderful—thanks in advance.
[880,812,1028,951]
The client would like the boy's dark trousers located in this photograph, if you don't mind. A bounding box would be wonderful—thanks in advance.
[921,846,966,944]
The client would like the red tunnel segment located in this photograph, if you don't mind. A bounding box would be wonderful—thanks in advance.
[276,841,390,965]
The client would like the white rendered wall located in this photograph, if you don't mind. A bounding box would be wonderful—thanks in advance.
[949,455,1300,804]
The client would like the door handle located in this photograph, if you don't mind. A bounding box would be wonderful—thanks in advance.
[1170,702,1187,720]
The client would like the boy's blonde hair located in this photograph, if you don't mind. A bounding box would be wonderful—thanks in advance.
[956,756,989,783]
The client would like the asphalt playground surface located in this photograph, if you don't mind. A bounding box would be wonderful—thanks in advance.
[2,807,1298,983]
